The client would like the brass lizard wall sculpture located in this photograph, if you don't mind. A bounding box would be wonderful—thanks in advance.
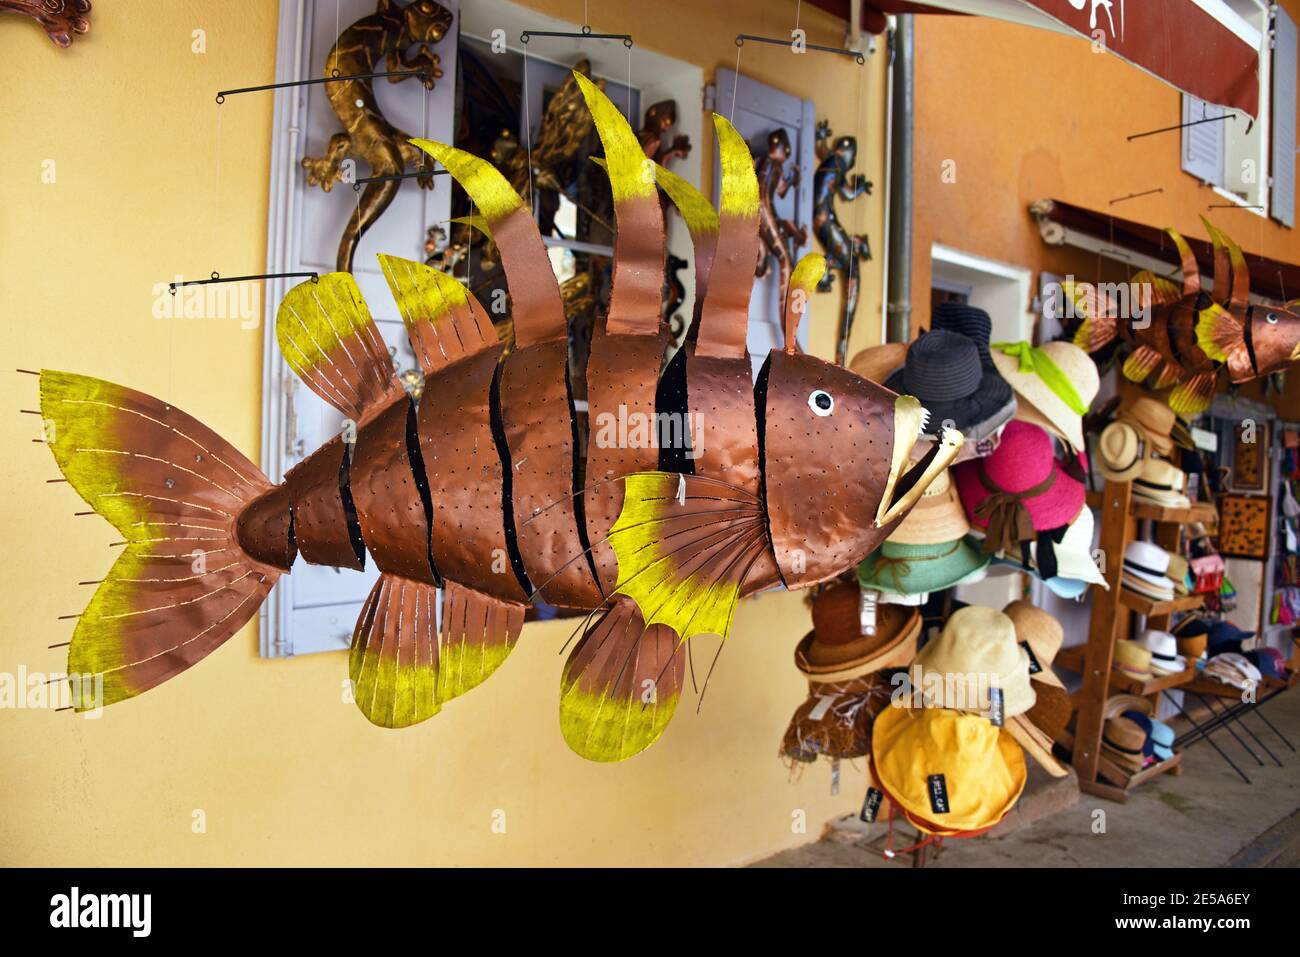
[301,0,454,272]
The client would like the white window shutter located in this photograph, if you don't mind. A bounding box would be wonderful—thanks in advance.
[1272,7,1297,228]
[1182,94,1226,186]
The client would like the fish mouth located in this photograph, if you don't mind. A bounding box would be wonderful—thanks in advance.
[1290,340,1300,362]
[874,395,965,528]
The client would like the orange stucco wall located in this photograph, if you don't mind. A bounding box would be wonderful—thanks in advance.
[910,4,1300,336]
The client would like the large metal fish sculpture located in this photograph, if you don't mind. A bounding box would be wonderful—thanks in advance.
[1072,218,1300,416]
[35,74,961,761]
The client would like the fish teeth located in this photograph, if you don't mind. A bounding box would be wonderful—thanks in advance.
[919,406,931,436]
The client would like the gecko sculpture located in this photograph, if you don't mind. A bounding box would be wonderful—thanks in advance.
[300,0,454,272]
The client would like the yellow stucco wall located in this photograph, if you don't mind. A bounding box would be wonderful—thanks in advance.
[0,1,885,866]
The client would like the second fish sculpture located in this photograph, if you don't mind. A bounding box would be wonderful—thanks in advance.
[36,76,960,762]
[1072,218,1300,415]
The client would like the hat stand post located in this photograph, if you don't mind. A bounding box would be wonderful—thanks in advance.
[1062,478,1208,802]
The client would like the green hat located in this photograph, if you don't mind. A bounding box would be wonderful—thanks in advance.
[856,537,990,596]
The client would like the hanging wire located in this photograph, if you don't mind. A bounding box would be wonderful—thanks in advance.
[730,42,741,120]
[522,43,534,210]
[212,103,223,277]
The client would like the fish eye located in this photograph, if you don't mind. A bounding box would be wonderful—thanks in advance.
[1267,312,1280,324]
[808,390,834,416]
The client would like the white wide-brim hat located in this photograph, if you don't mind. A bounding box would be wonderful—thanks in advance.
[1138,629,1187,675]
[1123,540,1177,590]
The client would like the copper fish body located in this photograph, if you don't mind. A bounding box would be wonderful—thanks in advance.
[1074,219,1300,416]
[37,74,960,762]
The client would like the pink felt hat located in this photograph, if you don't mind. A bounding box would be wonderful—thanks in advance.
[954,422,1085,547]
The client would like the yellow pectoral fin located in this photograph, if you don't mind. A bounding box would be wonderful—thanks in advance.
[607,472,765,642]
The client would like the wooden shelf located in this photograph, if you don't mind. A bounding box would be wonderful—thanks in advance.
[1057,727,1183,802]
[1117,587,1205,616]
[1056,646,1197,695]
[1097,751,1183,791]
[1085,491,1218,526]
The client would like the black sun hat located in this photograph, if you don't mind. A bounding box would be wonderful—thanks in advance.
[886,329,1014,439]
[932,301,996,368]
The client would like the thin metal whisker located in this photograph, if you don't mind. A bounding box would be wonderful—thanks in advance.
[519,471,759,528]
[525,506,762,598]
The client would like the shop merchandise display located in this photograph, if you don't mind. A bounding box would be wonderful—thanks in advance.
[25,4,1300,876]
[781,583,918,764]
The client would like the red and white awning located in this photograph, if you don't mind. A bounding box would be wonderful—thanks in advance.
[835,0,1262,117]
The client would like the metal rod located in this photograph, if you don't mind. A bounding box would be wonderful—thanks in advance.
[1233,709,1284,766]
[352,169,448,190]
[1109,187,1164,206]
[169,271,318,293]
[1246,696,1296,751]
[1201,694,1265,766]
[735,32,865,63]
[215,70,427,104]
[1208,203,1265,209]
[1168,693,1251,783]
[521,27,633,48]
[1127,113,1236,142]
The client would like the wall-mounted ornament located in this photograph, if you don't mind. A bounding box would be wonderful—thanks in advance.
[301,0,454,271]
[639,100,691,166]
[812,121,872,366]
[1073,218,1300,416]
[754,129,808,316]
[2,0,90,48]
[33,74,961,763]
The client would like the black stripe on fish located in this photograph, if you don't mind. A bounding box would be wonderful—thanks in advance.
[1244,304,1260,376]
[489,360,535,597]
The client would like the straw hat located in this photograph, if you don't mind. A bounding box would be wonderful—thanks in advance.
[1102,714,1148,772]
[795,602,922,680]
[1101,694,1155,772]
[1205,652,1262,690]
[1132,458,1190,509]
[1096,421,1153,482]
[856,537,991,596]
[886,469,969,546]
[1113,639,1153,679]
[1137,629,1186,677]
[1122,541,1178,600]
[808,580,864,648]
[1119,396,1176,457]
[871,705,1027,833]
[781,671,894,763]
[991,340,1098,453]
[1023,681,1072,744]
[1005,713,1070,777]
[1000,600,1071,775]
[1002,600,1065,691]
[849,341,908,384]
[954,422,1086,556]
[913,605,1037,718]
